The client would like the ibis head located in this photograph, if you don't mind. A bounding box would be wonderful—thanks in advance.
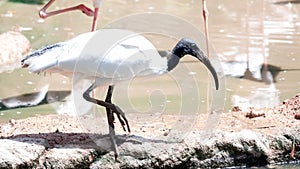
[168,38,219,90]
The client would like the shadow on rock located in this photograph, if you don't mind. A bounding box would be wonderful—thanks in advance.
[0,131,184,168]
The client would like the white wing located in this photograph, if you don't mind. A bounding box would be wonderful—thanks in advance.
[89,34,168,80]
[23,29,168,80]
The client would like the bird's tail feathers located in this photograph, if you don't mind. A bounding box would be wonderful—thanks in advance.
[27,55,57,73]
[22,44,63,73]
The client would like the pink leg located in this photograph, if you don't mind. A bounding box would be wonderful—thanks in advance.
[39,0,94,19]
[91,7,99,31]
[202,0,210,57]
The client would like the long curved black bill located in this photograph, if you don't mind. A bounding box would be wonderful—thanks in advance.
[195,51,219,90]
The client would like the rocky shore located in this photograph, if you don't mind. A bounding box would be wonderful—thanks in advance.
[0,92,299,168]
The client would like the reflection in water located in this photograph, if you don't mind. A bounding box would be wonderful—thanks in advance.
[222,62,282,84]
[216,0,300,109]
[231,85,280,109]
[223,59,282,109]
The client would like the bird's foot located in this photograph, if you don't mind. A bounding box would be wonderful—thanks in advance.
[111,105,131,133]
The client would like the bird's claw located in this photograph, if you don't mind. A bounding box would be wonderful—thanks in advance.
[112,105,131,133]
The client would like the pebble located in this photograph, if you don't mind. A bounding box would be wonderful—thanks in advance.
[9,119,16,125]
[294,114,300,120]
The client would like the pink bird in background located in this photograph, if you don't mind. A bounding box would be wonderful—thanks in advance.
[38,0,102,31]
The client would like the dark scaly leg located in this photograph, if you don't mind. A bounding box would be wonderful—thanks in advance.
[105,85,119,160]
[83,83,130,159]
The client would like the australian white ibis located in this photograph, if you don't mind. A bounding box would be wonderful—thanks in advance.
[39,0,102,31]
[21,29,219,159]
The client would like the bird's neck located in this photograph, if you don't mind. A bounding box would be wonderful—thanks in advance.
[167,54,180,71]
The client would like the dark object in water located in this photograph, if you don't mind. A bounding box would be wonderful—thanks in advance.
[0,90,70,110]
[242,64,281,84]
[241,64,300,85]
[8,0,45,5]
[274,0,300,5]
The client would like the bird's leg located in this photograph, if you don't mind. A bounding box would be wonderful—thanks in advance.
[91,6,99,31]
[91,0,102,31]
[104,85,119,159]
[202,0,210,57]
[83,84,131,159]
[39,0,94,19]
[104,85,128,131]
[84,86,131,132]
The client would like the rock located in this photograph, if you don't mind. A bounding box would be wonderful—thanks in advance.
[231,106,242,112]
[0,138,46,169]
[8,119,16,125]
[0,31,30,73]
[44,148,97,169]
[0,126,299,168]
[89,129,295,168]
[295,114,300,120]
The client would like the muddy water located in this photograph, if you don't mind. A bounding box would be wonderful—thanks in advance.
[0,0,299,120]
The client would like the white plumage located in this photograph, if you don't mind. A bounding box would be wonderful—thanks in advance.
[23,29,167,82]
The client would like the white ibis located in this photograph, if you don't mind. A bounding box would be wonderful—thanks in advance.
[39,0,102,31]
[21,29,219,159]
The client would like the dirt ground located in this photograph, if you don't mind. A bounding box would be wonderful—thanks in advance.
[0,92,299,144]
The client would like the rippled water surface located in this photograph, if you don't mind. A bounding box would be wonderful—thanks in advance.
[0,0,299,122]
